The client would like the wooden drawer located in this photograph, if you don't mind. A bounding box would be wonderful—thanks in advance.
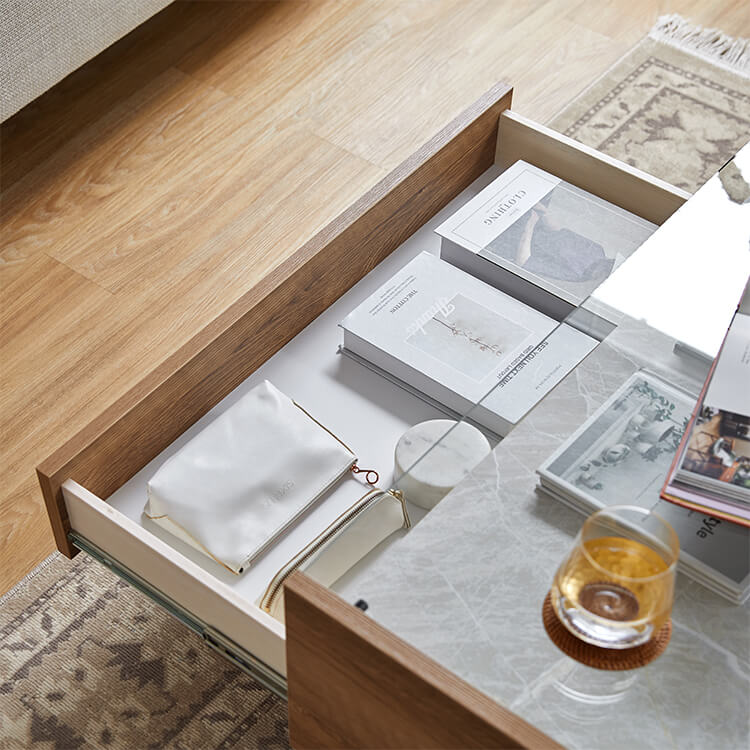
[38,82,689,744]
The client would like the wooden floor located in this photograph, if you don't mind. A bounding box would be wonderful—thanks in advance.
[1,0,748,594]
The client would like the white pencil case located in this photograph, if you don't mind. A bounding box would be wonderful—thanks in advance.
[259,488,410,622]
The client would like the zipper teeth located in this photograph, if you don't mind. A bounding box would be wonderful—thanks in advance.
[240,461,353,572]
[292,399,356,456]
[261,489,384,612]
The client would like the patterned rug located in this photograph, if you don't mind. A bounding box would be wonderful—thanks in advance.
[549,14,750,192]
[1,15,748,750]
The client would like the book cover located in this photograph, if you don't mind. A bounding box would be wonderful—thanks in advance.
[537,371,750,602]
[340,252,597,436]
[436,160,656,316]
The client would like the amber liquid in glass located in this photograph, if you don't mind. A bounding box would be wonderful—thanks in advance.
[553,536,673,646]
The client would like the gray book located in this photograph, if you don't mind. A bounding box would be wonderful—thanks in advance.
[436,160,656,321]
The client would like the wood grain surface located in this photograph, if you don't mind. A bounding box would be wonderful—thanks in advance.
[2,0,749,592]
[284,572,563,749]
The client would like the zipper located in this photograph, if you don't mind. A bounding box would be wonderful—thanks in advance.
[238,460,355,573]
[294,399,379,485]
[260,488,409,613]
[350,461,379,485]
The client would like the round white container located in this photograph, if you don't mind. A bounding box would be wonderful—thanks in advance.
[394,419,491,510]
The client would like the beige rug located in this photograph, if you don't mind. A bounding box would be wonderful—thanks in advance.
[1,15,748,750]
[549,14,750,192]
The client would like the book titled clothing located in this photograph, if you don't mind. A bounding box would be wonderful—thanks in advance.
[436,160,656,320]
[340,252,597,437]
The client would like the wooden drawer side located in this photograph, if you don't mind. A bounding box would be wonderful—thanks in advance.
[37,82,513,557]
[62,479,288,677]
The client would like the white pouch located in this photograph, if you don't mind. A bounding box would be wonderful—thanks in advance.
[145,381,361,574]
[259,488,410,622]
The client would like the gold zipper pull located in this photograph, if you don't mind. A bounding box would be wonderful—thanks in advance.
[350,462,379,486]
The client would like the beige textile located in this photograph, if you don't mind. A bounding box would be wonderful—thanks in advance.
[0,0,172,121]
[2,27,749,750]
[550,36,750,192]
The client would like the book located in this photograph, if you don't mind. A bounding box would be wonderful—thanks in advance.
[436,160,656,320]
[340,252,598,437]
[662,308,750,525]
[537,371,750,604]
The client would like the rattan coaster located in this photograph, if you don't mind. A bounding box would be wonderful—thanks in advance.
[542,591,671,670]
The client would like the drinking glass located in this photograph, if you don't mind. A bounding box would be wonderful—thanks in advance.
[551,506,679,649]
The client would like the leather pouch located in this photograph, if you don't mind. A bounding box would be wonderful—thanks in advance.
[259,488,410,622]
[145,380,359,574]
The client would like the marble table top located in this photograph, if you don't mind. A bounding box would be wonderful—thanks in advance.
[338,338,750,750]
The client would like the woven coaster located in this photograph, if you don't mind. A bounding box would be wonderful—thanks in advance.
[542,591,671,670]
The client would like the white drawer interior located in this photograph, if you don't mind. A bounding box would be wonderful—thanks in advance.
[62,112,687,679]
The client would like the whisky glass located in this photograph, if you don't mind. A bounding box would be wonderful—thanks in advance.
[551,506,679,649]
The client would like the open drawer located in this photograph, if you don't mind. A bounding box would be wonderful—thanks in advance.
[37,82,689,715]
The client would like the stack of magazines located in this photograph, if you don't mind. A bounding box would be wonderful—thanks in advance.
[662,306,750,526]
[537,371,750,604]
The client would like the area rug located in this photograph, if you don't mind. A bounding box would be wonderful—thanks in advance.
[0,554,290,749]
[1,14,748,750]
[549,14,750,192]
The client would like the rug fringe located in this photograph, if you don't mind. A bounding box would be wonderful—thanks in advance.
[649,14,750,78]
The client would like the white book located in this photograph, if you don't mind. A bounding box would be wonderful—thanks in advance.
[436,160,656,320]
[537,371,750,602]
[340,252,597,437]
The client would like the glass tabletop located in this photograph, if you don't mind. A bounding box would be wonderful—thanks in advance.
[336,144,750,748]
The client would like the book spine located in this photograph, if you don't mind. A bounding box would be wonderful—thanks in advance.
[661,488,750,528]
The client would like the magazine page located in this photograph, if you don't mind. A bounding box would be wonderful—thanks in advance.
[541,373,694,509]
[704,312,750,414]
[677,313,750,504]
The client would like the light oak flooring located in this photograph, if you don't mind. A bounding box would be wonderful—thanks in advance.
[1,0,748,594]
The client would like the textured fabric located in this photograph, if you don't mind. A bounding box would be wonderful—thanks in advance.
[0,0,173,121]
[549,37,750,193]
[0,553,290,749]
[0,29,747,750]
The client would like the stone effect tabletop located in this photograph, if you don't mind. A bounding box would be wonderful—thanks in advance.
[338,337,750,750]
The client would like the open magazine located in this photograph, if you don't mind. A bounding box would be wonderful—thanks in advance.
[662,309,750,525]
